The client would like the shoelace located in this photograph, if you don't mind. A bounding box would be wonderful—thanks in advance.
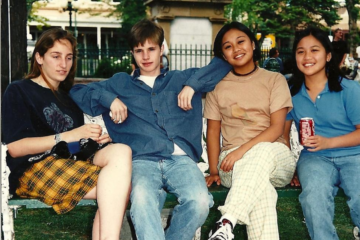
[209,220,234,240]
[211,228,230,240]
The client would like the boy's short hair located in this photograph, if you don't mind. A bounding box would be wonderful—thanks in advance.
[128,19,164,50]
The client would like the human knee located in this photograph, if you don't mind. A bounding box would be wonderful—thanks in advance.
[299,187,333,210]
[103,144,132,165]
[181,193,211,217]
[131,185,159,209]
[107,143,132,158]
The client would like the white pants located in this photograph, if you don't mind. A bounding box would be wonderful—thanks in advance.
[218,142,296,240]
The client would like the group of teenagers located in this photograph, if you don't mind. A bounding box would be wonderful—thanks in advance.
[2,18,360,240]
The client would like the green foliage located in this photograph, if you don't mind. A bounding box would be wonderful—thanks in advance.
[106,0,147,37]
[27,0,50,29]
[226,0,341,43]
[93,56,132,78]
[345,0,360,56]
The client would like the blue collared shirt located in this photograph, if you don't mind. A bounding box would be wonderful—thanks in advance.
[70,57,231,162]
[286,79,360,157]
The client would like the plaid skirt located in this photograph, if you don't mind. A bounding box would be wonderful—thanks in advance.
[16,155,101,214]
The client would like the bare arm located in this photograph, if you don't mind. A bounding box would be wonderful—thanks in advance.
[220,107,288,172]
[205,119,222,187]
[7,124,103,158]
[284,120,293,149]
[304,124,360,151]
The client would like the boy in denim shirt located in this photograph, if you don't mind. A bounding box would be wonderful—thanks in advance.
[70,19,230,240]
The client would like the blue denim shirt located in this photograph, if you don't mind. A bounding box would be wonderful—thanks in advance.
[70,57,231,162]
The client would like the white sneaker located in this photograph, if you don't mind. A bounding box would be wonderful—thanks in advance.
[208,219,234,240]
[354,226,359,240]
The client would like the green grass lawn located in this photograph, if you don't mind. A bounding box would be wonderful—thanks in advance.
[13,197,354,240]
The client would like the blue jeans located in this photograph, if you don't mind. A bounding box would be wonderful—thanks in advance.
[297,153,360,240]
[130,155,214,240]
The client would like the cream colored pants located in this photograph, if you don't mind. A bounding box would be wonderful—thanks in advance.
[218,142,296,240]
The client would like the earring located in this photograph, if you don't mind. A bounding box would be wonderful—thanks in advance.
[253,47,255,50]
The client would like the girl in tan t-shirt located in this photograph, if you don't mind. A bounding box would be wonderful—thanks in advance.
[205,22,296,240]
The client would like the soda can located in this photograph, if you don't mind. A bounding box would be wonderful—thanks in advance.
[299,117,315,145]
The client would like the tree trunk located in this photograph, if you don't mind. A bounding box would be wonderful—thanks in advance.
[1,0,28,96]
[346,0,359,57]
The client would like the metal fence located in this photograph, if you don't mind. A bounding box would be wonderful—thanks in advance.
[75,46,292,78]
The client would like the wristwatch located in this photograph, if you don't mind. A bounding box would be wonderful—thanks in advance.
[54,133,61,144]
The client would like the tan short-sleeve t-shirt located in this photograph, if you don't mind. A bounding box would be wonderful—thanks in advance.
[204,68,292,151]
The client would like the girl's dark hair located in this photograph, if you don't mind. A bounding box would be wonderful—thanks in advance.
[213,21,261,62]
[26,28,77,93]
[289,26,343,96]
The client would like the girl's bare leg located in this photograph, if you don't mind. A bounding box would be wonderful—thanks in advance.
[84,143,132,240]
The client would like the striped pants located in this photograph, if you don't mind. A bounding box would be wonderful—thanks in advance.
[218,142,296,240]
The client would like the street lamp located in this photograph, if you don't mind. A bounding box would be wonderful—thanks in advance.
[62,0,79,34]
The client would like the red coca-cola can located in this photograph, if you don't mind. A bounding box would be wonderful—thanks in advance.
[299,117,315,145]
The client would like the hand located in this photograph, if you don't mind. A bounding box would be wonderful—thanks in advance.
[205,174,221,187]
[220,147,245,172]
[303,135,331,152]
[97,133,112,144]
[290,172,301,187]
[67,124,102,142]
[178,86,195,111]
[110,98,128,124]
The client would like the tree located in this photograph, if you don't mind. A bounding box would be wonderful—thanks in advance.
[226,0,341,45]
[27,0,50,28]
[1,0,28,95]
[106,0,147,43]
[345,0,360,57]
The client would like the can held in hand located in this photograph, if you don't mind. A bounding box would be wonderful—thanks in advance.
[300,117,315,145]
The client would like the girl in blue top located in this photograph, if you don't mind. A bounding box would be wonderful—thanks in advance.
[284,27,360,240]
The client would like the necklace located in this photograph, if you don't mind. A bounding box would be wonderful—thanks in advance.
[232,65,258,76]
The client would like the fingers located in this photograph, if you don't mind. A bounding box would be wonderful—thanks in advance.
[205,175,221,187]
[290,177,301,187]
[97,133,112,144]
[109,111,123,124]
[85,124,102,139]
[178,95,192,110]
[205,177,214,187]
[220,158,234,172]
[110,98,128,124]
[177,86,194,111]
[216,178,221,186]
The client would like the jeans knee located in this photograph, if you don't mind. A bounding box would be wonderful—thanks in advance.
[299,188,333,211]
[181,194,211,218]
[131,187,159,211]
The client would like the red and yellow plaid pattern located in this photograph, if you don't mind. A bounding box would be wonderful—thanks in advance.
[16,156,101,214]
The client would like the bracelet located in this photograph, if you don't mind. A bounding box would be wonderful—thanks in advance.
[54,133,61,144]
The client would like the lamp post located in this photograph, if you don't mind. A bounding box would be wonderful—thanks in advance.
[62,0,79,35]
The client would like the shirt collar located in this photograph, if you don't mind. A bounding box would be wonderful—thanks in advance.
[300,81,329,96]
[132,67,169,80]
